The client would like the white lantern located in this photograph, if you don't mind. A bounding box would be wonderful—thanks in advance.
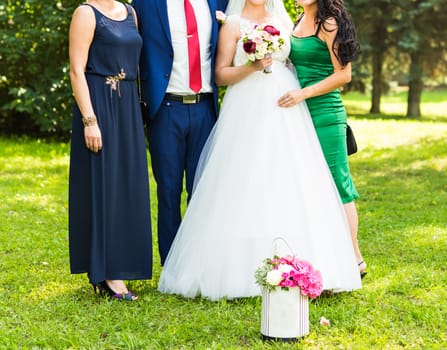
[261,287,309,341]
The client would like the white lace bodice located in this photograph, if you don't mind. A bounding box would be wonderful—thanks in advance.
[231,15,291,67]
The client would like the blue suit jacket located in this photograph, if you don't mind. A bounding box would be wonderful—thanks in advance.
[132,0,228,120]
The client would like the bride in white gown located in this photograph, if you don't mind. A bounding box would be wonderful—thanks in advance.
[158,0,362,300]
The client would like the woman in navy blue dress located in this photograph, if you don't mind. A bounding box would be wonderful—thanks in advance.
[68,0,152,301]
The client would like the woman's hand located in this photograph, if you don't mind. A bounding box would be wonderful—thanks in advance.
[84,124,102,153]
[277,89,307,108]
[252,55,273,72]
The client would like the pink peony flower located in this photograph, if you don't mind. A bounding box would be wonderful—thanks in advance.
[255,254,323,298]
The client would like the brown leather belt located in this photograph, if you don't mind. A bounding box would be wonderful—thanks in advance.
[165,93,212,104]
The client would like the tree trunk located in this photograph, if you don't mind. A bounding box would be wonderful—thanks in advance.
[369,20,388,114]
[407,52,423,118]
[370,49,383,114]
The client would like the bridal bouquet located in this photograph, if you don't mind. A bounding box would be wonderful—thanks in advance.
[242,24,285,73]
[255,255,323,299]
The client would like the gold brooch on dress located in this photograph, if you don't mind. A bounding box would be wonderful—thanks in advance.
[105,68,126,97]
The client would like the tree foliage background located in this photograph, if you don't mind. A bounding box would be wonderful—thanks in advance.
[0,0,78,137]
[0,0,445,139]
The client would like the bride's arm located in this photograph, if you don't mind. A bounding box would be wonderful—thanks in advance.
[215,18,271,86]
[278,18,351,107]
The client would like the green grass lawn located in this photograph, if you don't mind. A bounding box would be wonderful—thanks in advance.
[0,92,446,349]
[344,89,447,123]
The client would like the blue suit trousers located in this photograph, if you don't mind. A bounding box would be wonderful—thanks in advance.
[148,96,216,264]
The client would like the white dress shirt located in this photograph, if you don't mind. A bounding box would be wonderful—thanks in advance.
[166,0,213,94]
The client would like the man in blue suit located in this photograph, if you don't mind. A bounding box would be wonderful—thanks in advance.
[132,0,228,265]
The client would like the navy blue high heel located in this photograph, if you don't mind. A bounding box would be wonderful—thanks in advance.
[92,281,138,301]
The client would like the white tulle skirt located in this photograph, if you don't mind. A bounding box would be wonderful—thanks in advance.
[158,61,362,300]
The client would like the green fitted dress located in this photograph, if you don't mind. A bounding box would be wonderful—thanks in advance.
[289,35,359,203]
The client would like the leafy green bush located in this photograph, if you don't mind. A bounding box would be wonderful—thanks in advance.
[0,0,79,137]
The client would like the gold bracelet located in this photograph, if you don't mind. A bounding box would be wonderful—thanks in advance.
[82,115,97,127]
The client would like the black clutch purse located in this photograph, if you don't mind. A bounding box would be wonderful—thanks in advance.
[139,100,150,124]
[346,124,358,156]
[137,68,150,124]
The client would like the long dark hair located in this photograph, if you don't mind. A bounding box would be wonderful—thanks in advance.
[299,0,360,67]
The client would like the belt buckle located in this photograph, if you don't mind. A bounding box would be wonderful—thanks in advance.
[182,95,197,104]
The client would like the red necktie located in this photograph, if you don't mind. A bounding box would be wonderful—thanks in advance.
[184,0,202,93]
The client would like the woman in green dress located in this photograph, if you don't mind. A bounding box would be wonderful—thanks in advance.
[277,0,367,276]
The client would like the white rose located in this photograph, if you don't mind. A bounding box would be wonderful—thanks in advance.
[255,45,267,56]
[255,51,265,60]
[277,263,294,274]
[266,269,283,286]
[247,53,256,62]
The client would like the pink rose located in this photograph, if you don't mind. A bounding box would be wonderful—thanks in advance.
[263,25,280,36]
[280,278,294,288]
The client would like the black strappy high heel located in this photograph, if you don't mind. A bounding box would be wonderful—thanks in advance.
[91,281,138,301]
